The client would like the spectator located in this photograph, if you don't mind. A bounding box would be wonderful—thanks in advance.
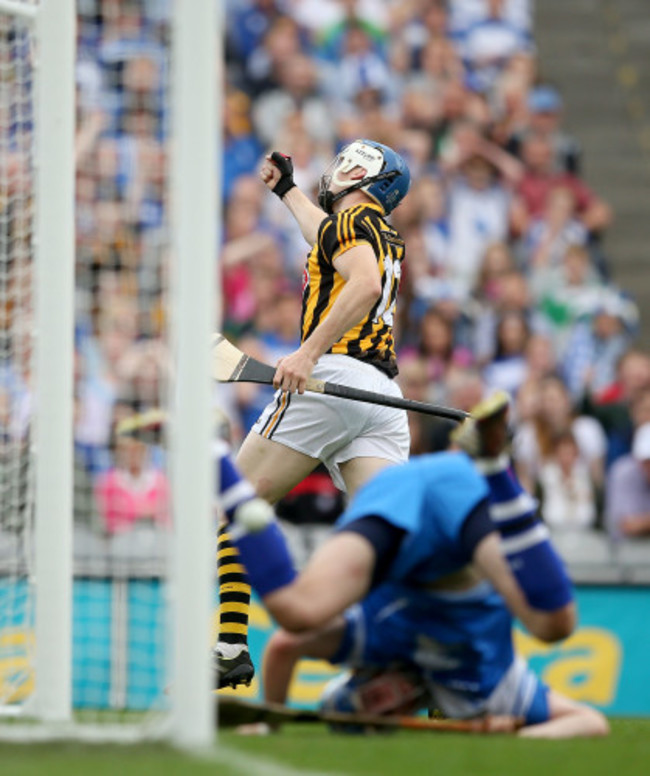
[516,132,612,235]
[538,429,599,533]
[405,306,473,403]
[482,309,530,396]
[531,243,604,354]
[221,184,280,330]
[289,0,390,60]
[95,410,170,535]
[473,240,515,305]
[234,286,302,433]
[322,18,397,119]
[472,267,549,366]
[252,53,333,146]
[227,0,283,69]
[443,127,522,295]
[395,355,441,455]
[223,86,264,201]
[449,0,534,36]
[605,423,650,540]
[523,186,588,274]
[243,14,305,97]
[455,0,533,94]
[580,350,650,467]
[561,289,639,400]
[508,85,581,174]
[513,374,607,494]
[522,332,558,384]
[490,52,536,147]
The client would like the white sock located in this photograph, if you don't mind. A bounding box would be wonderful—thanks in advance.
[215,642,248,659]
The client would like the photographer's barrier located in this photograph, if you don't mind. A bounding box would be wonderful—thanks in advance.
[0,580,648,715]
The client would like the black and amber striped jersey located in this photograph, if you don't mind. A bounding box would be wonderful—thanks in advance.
[301,203,405,377]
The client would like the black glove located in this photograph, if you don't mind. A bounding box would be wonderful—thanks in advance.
[269,151,296,199]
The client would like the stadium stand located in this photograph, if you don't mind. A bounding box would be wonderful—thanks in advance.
[2,0,647,583]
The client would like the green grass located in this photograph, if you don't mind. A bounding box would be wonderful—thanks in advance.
[0,719,648,776]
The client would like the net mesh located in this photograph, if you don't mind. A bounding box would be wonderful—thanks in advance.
[1,0,178,728]
[0,3,37,711]
[72,0,173,723]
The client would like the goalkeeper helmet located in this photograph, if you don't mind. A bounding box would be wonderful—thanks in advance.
[318,139,410,215]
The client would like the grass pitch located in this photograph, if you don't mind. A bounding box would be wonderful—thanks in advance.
[0,719,647,776]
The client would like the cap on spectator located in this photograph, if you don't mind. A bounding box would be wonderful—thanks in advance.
[528,86,562,114]
[632,423,650,461]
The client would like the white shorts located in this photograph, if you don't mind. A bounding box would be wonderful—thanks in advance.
[426,656,548,723]
[252,354,410,490]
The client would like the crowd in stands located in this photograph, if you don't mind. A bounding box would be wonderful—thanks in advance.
[219,0,648,547]
[2,0,650,555]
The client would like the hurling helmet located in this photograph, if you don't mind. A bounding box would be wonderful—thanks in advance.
[318,139,410,215]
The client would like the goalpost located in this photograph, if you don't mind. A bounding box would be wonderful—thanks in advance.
[0,0,219,747]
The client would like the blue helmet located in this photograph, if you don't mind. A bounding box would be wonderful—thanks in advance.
[318,139,411,215]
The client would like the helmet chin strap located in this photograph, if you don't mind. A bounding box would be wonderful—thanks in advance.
[318,170,399,214]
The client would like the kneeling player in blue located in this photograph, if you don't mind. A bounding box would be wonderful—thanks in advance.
[222,433,608,737]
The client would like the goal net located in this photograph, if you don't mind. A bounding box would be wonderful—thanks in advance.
[0,0,40,718]
[0,0,218,746]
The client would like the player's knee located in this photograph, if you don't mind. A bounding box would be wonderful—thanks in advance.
[266,628,303,661]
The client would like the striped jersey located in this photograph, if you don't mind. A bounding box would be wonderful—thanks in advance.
[474,453,549,556]
[301,202,405,377]
[475,453,573,611]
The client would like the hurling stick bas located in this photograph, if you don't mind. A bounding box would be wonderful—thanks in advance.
[213,334,469,423]
[216,696,519,734]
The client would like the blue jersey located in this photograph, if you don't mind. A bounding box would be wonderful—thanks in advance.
[214,439,256,520]
[338,451,490,585]
[333,580,548,724]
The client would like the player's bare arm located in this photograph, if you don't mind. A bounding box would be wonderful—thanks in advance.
[260,152,326,245]
[263,532,375,632]
[473,533,575,642]
[273,245,382,393]
[263,618,348,705]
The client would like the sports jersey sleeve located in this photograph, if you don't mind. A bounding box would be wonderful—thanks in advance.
[478,455,574,611]
[318,208,376,265]
[214,438,256,521]
[338,514,407,588]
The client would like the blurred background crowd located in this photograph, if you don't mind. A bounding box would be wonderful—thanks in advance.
[2,0,650,564]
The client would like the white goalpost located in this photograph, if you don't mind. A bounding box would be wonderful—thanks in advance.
[0,0,219,747]
[33,0,75,727]
[169,0,218,750]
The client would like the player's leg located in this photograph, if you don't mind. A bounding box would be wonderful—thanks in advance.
[213,524,254,689]
[478,655,608,739]
[335,376,410,496]
[262,617,346,704]
[236,430,320,504]
[214,431,319,685]
[338,456,397,497]
[519,690,609,738]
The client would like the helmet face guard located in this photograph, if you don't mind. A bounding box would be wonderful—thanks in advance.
[318,139,410,215]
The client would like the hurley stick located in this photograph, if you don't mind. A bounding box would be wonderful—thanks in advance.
[212,334,469,423]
